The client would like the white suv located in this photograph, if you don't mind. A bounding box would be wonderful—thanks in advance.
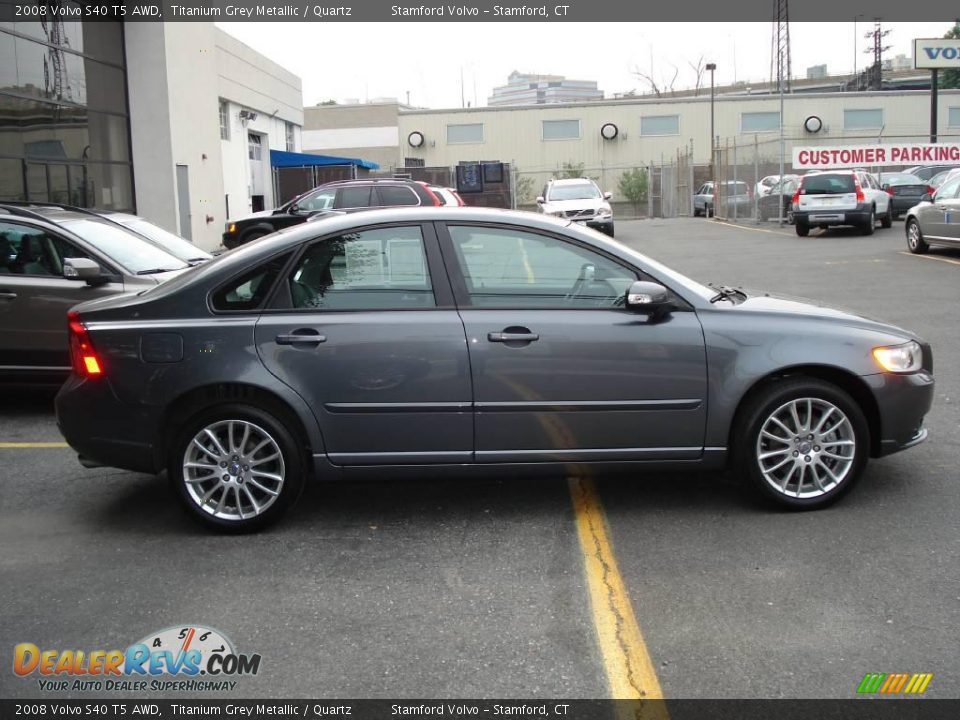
[792,169,892,236]
[536,178,614,237]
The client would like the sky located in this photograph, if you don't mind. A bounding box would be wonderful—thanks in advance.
[217,22,953,109]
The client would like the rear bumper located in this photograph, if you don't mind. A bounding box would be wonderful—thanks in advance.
[55,375,160,474]
[794,202,873,226]
[864,370,935,458]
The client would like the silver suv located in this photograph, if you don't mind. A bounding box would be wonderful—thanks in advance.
[792,170,892,236]
[536,178,614,236]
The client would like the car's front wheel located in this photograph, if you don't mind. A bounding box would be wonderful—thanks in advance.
[906,218,929,254]
[734,378,869,509]
[170,404,305,532]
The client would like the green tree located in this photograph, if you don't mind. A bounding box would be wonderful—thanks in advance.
[514,174,536,205]
[940,23,960,89]
[559,161,585,179]
[618,168,649,213]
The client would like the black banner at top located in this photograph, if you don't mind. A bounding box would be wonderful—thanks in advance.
[0,0,958,22]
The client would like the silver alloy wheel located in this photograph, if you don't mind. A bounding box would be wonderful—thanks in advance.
[907,221,920,249]
[182,420,285,521]
[755,398,856,499]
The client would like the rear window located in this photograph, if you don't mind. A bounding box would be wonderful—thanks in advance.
[800,174,856,195]
[801,174,855,194]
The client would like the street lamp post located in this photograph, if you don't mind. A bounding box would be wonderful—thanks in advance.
[706,62,717,183]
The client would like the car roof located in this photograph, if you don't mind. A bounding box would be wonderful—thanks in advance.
[549,178,597,185]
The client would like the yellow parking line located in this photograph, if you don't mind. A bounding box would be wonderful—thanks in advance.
[569,476,667,711]
[0,442,69,448]
[900,251,960,267]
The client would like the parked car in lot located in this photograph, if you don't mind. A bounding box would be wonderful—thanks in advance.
[536,178,614,236]
[904,172,960,254]
[878,173,935,220]
[757,177,799,222]
[792,170,892,236]
[0,204,188,382]
[693,181,753,218]
[101,212,211,265]
[904,165,958,182]
[222,179,445,249]
[433,187,466,207]
[756,174,799,198]
[928,168,960,191]
[56,207,933,530]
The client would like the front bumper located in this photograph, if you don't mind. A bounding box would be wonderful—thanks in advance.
[585,218,614,235]
[864,370,935,457]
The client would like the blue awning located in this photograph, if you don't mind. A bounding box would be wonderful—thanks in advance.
[269,149,379,170]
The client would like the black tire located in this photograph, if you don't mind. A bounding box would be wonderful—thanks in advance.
[733,377,870,510]
[606,227,615,238]
[861,208,875,236]
[880,207,893,229]
[795,222,809,237]
[693,207,702,217]
[169,403,305,532]
[906,218,929,254]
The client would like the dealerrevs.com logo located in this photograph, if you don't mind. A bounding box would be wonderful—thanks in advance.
[13,625,262,692]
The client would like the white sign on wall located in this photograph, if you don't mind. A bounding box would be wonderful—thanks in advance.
[793,143,960,170]
[914,38,960,69]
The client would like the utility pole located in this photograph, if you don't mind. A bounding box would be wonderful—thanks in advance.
[706,63,716,181]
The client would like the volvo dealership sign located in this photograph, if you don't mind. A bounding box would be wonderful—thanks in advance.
[793,143,960,170]
[914,38,960,69]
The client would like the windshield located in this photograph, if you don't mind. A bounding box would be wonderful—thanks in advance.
[123,219,211,262]
[548,183,602,201]
[62,219,188,274]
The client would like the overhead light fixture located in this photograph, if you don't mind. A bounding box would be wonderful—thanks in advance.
[804,115,823,133]
[600,123,619,140]
[408,131,425,148]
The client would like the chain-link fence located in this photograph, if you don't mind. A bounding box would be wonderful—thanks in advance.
[511,147,707,219]
[713,132,960,224]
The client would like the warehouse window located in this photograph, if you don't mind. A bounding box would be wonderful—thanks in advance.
[447,123,484,144]
[541,119,580,140]
[740,111,780,133]
[285,122,295,151]
[219,100,230,140]
[844,108,883,130]
[948,107,960,128]
[640,115,680,136]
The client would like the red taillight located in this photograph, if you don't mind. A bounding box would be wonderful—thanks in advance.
[417,181,443,207]
[885,186,895,196]
[67,310,102,377]
[854,178,865,203]
[791,186,801,206]
[926,186,935,196]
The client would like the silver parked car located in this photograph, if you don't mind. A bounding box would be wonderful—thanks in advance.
[693,181,752,217]
[904,173,960,254]
[0,204,187,381]
[55,207,933,531]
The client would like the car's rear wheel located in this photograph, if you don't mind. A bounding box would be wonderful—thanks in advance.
[906,218,929,254]
[795,222,809,237]
[861,208,875,235]
[880,206,893,229]
[170,404,304,532]
[734,378,869,509]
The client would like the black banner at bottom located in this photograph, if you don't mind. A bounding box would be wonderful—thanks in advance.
[2,700,960,720]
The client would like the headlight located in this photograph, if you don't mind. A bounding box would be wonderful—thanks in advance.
[872,341,922,373]
[597,206,613,218]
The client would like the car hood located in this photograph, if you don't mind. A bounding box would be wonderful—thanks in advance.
[233,208,277,222]
[733,292,916,339]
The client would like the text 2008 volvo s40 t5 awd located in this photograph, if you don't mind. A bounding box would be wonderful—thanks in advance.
[56,208,934,531]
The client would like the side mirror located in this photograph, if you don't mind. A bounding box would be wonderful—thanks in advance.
[290,203,300,213]
[921,193,933,203]
[603,191,612,200]
[881,183,890,191]
[624,281,670,315]
[535,196,544,204]
[63,257,102,284]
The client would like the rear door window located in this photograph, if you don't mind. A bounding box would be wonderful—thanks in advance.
[335,186,373,209]
[211,252,292,312]
[376,186,420,206]
[801,174,855,195]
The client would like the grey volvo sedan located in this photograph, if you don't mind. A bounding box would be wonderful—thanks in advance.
[56,208,934,531]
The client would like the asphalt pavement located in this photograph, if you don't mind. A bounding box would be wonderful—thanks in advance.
[1,217,957,700]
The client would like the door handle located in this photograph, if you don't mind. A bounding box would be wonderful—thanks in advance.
[0,291,16,300]
[488,330,539,343]
[275,329,326,346]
